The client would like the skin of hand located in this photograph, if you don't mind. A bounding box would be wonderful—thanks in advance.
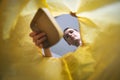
[29,31,52,57]
[29,31,47,48]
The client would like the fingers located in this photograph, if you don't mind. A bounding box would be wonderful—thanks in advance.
[35,36,47,47]
[29,31,37,37]
[33,32,46,43]
[29,31,47,48]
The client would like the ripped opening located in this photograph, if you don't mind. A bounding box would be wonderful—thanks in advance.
[51,14,80,57]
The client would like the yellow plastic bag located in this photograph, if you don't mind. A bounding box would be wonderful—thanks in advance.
[0,0,120,80]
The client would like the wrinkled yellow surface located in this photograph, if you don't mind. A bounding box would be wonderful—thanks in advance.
[0,0,120,80]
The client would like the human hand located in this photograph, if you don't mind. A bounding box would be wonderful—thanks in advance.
[29,31,47,48]
[29,31,52,57]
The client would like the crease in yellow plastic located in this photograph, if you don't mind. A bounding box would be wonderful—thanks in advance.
[60,58,73,80]
[77,17,99,44]
[77,17,97,28]
[62,0,81,12]
[62,46,95,80]
[46,0,70,16]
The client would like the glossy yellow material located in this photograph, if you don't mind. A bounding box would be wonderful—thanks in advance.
[0,0,120,80]
[78,2,120,80]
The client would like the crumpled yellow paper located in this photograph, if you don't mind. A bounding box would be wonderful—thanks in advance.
[0,0,120,80]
